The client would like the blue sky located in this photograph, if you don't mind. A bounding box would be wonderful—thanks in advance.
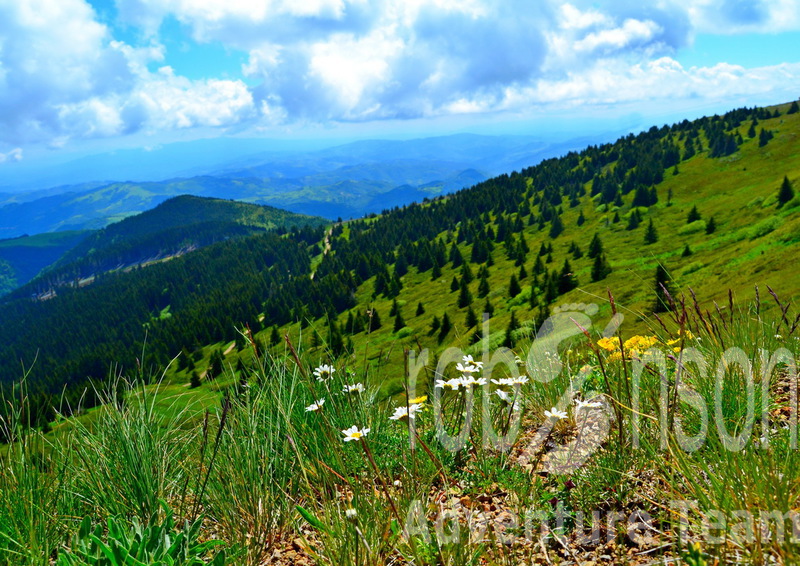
[1,0,799,169]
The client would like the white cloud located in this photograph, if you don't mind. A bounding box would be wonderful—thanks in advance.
[2,0,800,152]
[0,148,23,163]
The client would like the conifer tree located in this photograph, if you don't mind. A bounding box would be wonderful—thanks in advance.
[626,210,640,230]
[643,219,658,244]
[449,243,464,267]
[477,272,490,298]
[368,308,382,332]
[450,276,459,292]
[590,254,611,282]
[549,214,564,238]
[653,264,673,313]
[508,274,521,298]
[587,232,603,258]
[789,100,799,115]
[681,244,693,257]
[687,205,701,223]
[577,210,586,226]
[465,305,479,328]
[458,278,473,308]
[438,313,452,342]
[416,302,425,316]
[503,310,519,348]
[778,176,795,207]
[393,310,405,333]
[483,298,494,318]
[558,259,578,294]
[705,216,717,234]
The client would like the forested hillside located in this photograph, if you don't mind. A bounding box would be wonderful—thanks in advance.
[2,100,799,430]
[2,196,326,298]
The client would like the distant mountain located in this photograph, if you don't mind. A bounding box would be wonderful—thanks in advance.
[0,133,609,237]
[0,231,89,295]
[2,196,327,298]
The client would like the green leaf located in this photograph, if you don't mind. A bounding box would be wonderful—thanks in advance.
[295,505,328,533]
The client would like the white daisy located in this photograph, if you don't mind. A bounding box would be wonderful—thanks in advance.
[305,398,325,412]
[342,425,370,442]
[343,383,365,394]
[544,407,568,420]
[388,403,424,421]
[313,364,335,381]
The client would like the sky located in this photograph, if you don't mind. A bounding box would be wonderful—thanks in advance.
[1,0,800,171]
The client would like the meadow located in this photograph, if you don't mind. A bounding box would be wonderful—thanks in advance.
[2,288,799,565]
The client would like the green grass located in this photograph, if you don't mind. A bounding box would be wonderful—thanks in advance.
[5,295,800,564]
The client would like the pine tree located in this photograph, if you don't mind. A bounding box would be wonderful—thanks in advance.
[576,210,586,226]
[549,214,564,238]
[503,310,519,348]
[450,276,459,292]
[681,243,693,257]
[394,254,409,277]
[368,308,382,332]
[389,298,399,316]
[465,306,479,328]
[626,210,640,231]
[449,243,464,267]
[477,272,490,298]
[458,278,473,308]
[687,205,701,223]
[415,302,425,316]
[270,326,280,345]
[429,315,440,334]
[508,274,521,298]
[789,100,799,115]
[653,264,673,313]
[189,371,201,389]
[590,254,611,282]
[438,313,452,342]
[587,232,603,258]
[393,310,405,333]
[643,219,658,244]
[778,176,795,207]
[558,259,578,294]
[759,128,773,147]
[747,120,757,138]
[518,263,528,280]
[483,298,494,318]
[705,216,717,234]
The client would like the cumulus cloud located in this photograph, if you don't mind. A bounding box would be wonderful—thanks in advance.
[1,0,800,151]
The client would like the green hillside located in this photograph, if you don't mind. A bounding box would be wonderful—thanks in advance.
[3,100,800,565]
[0,231,90,295]
[6,195,326,298]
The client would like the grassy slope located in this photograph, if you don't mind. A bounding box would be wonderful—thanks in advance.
[152,105,800,409]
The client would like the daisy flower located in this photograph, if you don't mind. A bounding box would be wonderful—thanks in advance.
[313,364,335,381]
[574,399,602,411]
[305,399,325,412]
[343,383,365,394]
[435,378,462,390]
[544,407,568,420]
[388,403,424,421]
[456,362,478,374]
[495,390,514,403]
[342,425,370,442]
